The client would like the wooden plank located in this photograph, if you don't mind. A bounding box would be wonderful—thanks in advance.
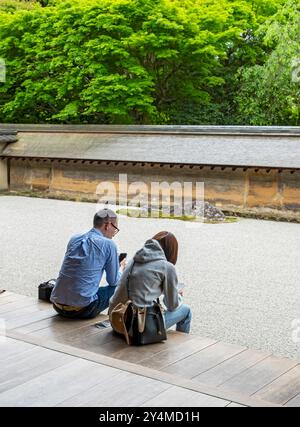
[57,370,171,407]
[89,330,195,361]
[66,328,124,355]
[141,385,229,407]
[0,292,39,305]
[0,358,120,407]
[50,321,107,342]
[140,337,217,369]
[12,313,107,337]
[220,356,299,397]
[194,349,271,387]
[0,346,75,393]
[0,292,49,306]
[2,304,54,322]
[0,299,49,315]
[12,315,97,334]
[25,316,108,340]
[0,292,29,305]
[3,296,295,409]
[162,342,246,379]
[107,331,197,364]
[5,309,57,330]
[6,329,280,407]
[0,345,38,366]
[253,365,300,405]
[284,393,300,407]
[0,338,35,361]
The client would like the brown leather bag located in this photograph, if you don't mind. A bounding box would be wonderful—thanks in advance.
[110,300,132,345]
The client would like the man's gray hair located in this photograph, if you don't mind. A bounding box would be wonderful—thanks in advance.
[93,208,118,228]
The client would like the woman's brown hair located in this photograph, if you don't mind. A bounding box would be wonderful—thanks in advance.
[152,231,178,265]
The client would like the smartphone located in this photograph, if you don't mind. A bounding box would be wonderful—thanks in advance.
[119,253,127,263]
[95,320,111,330]
[177,282,185,290]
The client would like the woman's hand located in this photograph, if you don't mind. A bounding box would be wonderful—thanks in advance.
[119,258,127,272]
[178,288,184,297]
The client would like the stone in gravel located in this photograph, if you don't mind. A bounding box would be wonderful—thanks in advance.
[140,201,225,221]
[171,201,225,221]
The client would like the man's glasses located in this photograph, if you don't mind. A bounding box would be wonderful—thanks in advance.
[111,222,120,235]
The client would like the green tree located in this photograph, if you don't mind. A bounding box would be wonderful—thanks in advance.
[166,0,285,124]
[236,0,300,125]
[0,0,39,13]
[0,0,288,124]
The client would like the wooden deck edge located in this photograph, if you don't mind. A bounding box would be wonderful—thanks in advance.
[6,330,280,408]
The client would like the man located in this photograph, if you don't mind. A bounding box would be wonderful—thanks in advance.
[51,208,124,319]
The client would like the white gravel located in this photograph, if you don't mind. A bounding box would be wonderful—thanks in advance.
[0,195,299,359]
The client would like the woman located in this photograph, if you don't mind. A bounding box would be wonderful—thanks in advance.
[109,231,192,334]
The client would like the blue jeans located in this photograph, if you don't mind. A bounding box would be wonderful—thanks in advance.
[164,304,192,334]
[53,285,116,319]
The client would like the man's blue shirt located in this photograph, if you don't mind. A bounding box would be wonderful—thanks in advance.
[51,228,121,307]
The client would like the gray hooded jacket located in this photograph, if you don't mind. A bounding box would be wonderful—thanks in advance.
[109,239,181,313]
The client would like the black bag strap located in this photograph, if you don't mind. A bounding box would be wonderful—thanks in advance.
[126,261,135,300]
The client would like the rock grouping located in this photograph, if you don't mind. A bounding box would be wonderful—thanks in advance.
[186,201,225,221]
[140,201,226,221]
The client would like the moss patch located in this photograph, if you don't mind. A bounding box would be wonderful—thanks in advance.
[116,208,238,224]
